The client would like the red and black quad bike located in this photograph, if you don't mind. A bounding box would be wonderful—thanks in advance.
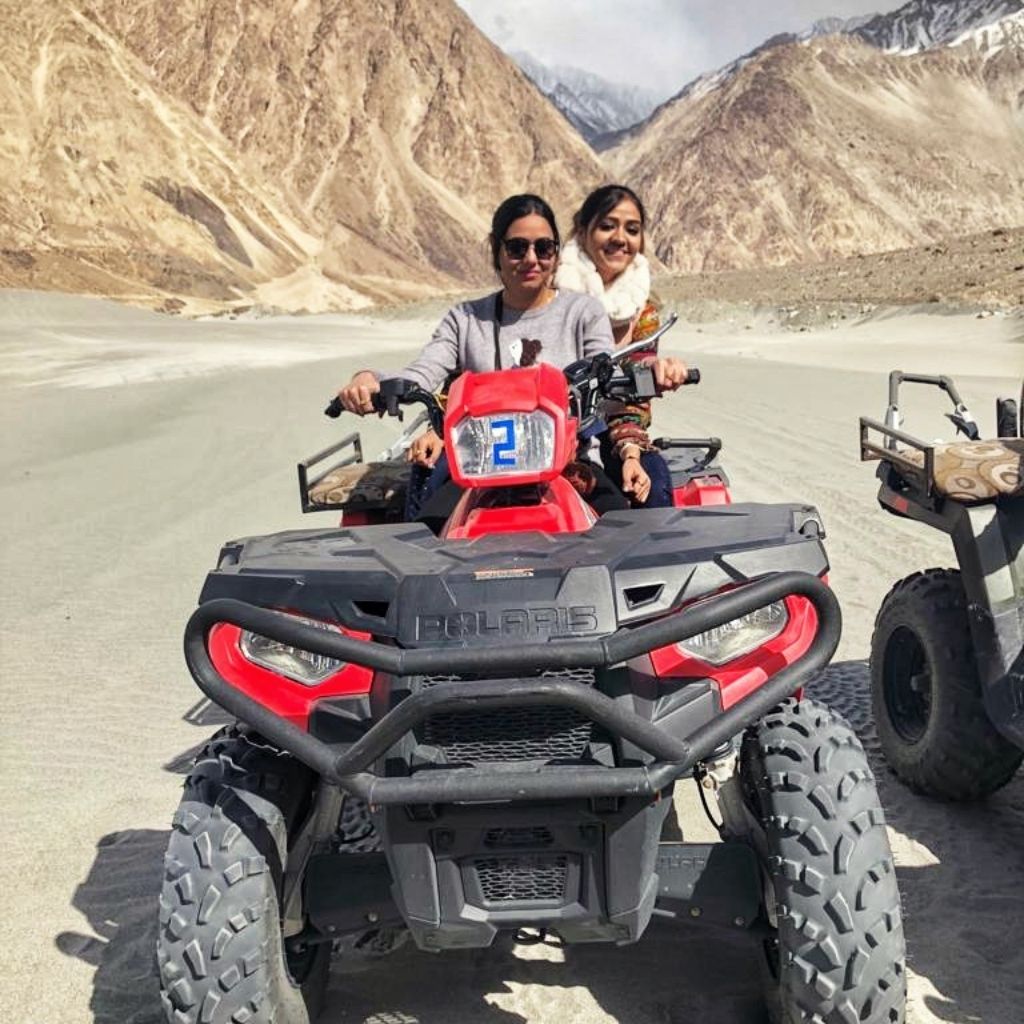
[860,370,1024,801]
[158,332,906,1024]
[296,317,732,525]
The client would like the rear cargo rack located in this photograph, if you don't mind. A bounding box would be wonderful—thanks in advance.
[297,431,364,512]
[859,416,936,496]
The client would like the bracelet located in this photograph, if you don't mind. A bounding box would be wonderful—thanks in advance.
[621,444,642,461]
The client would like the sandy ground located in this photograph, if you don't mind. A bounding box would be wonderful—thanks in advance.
[1,291,1022,1024]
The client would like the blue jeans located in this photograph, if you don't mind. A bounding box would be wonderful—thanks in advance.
[405,451,452,522]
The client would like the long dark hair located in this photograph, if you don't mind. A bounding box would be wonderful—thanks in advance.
[572,184,646,252]
[489,194,560,270]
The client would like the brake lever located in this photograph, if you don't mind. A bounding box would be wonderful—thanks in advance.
[609,312,679,367]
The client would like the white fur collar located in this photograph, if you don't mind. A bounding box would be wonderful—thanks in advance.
[555,239,650,325]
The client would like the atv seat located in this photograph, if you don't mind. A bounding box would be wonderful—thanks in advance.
[307,460,408,510]
[901,439,1024,504]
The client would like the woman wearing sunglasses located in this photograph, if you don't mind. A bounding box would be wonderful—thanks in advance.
[556,184,678,508]
[337,193,685,527]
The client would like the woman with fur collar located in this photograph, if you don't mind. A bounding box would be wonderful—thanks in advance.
[555,185,678,508]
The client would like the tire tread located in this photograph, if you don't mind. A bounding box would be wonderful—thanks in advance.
[746,698,906,1024]
[871,569,1021,800]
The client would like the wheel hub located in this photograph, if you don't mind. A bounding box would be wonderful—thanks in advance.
[883,626,933,742]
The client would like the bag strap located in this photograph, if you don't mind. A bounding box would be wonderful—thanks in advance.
[492,291,503,370]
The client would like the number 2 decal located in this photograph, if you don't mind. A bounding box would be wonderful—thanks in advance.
[491,418,516,467]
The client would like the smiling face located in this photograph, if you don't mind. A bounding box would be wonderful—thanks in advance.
[497,213,559,307]
[582,198,644,285]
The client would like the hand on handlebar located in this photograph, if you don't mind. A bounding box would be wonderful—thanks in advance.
[338,370,381,415]
[647,356,690,391]
[407,428,444,468]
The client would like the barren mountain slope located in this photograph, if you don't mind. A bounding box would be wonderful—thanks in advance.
[657,226,1024,310]
[609,20,1024,273]
[0,0,604,312]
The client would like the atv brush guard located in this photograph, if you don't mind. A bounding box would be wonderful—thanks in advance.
[184,570,839,804]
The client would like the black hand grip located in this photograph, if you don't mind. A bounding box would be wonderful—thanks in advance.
[324,393,388,418]
[684,368,701,385]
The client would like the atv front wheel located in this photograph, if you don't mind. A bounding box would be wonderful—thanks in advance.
[871,569,1022,800]
[157,726,328,1024]
[742,699,906,1024]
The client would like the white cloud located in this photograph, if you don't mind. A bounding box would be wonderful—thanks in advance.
[456,0,901,96]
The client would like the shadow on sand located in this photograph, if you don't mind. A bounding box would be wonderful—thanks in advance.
[811,660,1024,1024]
[57,663,1024,1023]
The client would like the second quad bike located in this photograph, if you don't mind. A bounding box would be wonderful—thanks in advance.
[158,335,906,1023]
[860,371,1024,800]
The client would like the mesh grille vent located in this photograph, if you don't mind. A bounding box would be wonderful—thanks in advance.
[483,826,554,849]
[475,855,568,904]
[417,671,596,764]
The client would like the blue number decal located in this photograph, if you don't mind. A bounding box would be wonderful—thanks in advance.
[491,418,516,467]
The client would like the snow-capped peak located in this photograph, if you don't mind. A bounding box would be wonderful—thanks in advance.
[948,7,1024,52]
[510,51,664,144]
[849,0,1024,54]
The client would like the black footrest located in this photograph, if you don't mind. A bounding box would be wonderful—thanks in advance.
[655,842,761,929]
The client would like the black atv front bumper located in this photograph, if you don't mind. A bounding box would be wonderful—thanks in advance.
[184,572,840,803]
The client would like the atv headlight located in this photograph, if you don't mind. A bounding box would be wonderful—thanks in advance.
[677,601,788,665]
[450,411,556,478]
[239,614,345,685]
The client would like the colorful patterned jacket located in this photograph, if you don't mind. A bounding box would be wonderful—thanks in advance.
[605,301,660,460]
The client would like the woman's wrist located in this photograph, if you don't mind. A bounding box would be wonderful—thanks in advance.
[620,444,642,462]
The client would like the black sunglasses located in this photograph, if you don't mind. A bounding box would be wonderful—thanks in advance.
[502,237,559,261]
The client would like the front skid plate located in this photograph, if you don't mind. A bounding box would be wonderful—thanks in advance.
[304,841,762,942]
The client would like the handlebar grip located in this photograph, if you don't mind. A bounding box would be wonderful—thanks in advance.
[684,368,701,385]
[325,396,344,418]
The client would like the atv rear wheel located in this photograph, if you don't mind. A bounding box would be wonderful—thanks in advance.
[742,699,906,1024]
[157,726,328,1024]
[871,569,1022,800]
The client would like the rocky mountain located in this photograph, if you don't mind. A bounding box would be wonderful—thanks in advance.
[849,0,1023,52]
[608,5,1024,273]
[0,0,604,313]
[620,0,1024,124]
[510,52,662,144]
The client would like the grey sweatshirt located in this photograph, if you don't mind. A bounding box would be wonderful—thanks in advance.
[381,290,614,392]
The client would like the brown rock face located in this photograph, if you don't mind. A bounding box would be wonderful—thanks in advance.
[609,24,1024,273]
[0,0,604,311]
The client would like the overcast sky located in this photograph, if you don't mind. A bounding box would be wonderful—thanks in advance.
[455,0,905,97]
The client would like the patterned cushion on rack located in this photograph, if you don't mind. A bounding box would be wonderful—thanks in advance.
[308,461,408,508]
[902,439,1024,503]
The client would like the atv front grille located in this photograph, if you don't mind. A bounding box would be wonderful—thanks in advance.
[484,826,554,849]
[474,854,569,905]
[417,671,597,765]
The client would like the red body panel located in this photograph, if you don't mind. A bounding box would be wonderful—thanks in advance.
[339,510,376,527]
[648,593,818,709]
[443,476,598,540]
[445,365,577,488]
[673,475,732,507]
[209,622,374,730]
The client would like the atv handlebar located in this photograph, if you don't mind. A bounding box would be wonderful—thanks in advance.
[326,380,445,432]
[184,571,839,804]
[326,313,694,426]
[883,370,980,444]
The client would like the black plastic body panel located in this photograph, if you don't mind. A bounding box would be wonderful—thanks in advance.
[201,503,828,643]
